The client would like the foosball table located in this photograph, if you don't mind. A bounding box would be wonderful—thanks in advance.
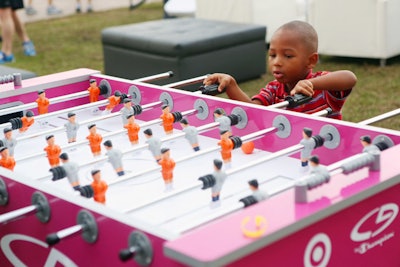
[0,69,399,267]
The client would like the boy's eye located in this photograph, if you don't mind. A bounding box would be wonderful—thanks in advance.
[269,54,276,58]
[285,54,294,58]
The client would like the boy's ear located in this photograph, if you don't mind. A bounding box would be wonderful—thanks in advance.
[307,53,319,68]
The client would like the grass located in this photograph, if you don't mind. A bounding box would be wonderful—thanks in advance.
[9,2,400,131]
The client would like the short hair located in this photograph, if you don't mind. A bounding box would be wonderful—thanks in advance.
[38,90,45,95]
[89,79,96,84]
[213,159,223,170]
[248,179,259,188]
[273,20,318,53]
[25,110,34,117]
[88,124,96,129]
[59,153,69,160]
[126,114,134,120]
[220,130,229,136]
[161,147,170,154]
[67,112,76,118]
[303,127,312,138]
[114,90,121,97]
[360,135,371,144]
[180,118,188,125]
[123,98,132,104]
[213,108,224,115]
[3,128,12,134]
[91,169,100,176]
[309,155,320,164]
[46,135,54,140]
[0,146,8,152]
[161,104,169,110]
[143,128,152,136]
[103,140,112,147]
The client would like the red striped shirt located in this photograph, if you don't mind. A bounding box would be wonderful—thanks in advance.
[251,71,352,119]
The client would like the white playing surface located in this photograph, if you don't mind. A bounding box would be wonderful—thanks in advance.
[12,107,304,236]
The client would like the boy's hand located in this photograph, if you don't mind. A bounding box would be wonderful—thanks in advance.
[290,80,314,97]
[204,73,235,93]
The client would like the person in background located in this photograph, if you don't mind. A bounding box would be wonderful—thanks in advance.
[76,0,93,13]
[0,0,36,63]
[25,0,62,16]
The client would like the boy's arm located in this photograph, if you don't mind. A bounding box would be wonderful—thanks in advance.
[291,70,357,96]
[204,73,262,104]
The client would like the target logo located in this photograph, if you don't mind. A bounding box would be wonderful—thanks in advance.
[1,234,77,267]
[304,233,332,267]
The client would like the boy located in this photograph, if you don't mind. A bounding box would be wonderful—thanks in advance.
[204,21,357,120]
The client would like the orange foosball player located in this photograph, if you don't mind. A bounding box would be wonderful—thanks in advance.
[218,130,234,164]
[160,104,174,135]
[36,90,50,114]
[86,124,102,156]
[19,111,35,133]
[158,147,175,191]
[0,147,16,171]
[88,79,100,103]
[43,135,61,167]
[124,114,140,145]
[104,91,122,113]
[91,169,108,204]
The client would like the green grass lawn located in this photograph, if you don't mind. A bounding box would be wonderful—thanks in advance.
[10,2,400,130]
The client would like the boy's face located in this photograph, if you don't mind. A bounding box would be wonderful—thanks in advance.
[268,29,317,89]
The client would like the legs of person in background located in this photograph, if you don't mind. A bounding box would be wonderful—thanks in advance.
[47,0,62,15]
[11,11,36,56]
[76,0,93,13]
[25,0,37,15]
[0,7,15,63]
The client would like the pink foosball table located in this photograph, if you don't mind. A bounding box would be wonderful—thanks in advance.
[0,69,399,267]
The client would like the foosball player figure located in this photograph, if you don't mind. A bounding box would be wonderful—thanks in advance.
[218,130,234,167]
[44,135,61,168]
[248,179,269,202]
[158,147,175,191]
[64,112,80,143]
[300,127,314,170]
[86,124,102,157]
[88,79,100,103]
[103,90,123,114]
[144,128,162,162]
[308,155,329,176]
[0,146,15,171]
[35,90,50,115]
[180,117,200,151]
[19,110,35,133]
[214,108,232,135]
[124,114,140,145]
[59,152,81,190]
[120,98,134,125]
[210,159,227,202]
[160,104,175,135]
[103,140,125,176]
[360,135,380,154]
[2,128,17,157]
[91,169,108,204]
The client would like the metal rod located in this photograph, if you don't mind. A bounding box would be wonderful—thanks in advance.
[226,144,304,175]
[56,224,83,239]
[133,71,174,83]
[358,108,400,125]
[0,205,37,224]
[164,75,208,88]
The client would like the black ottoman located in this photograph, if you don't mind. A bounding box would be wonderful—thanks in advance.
[102,18,266,90]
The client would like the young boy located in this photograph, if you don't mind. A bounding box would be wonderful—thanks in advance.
[203,21,357,120]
